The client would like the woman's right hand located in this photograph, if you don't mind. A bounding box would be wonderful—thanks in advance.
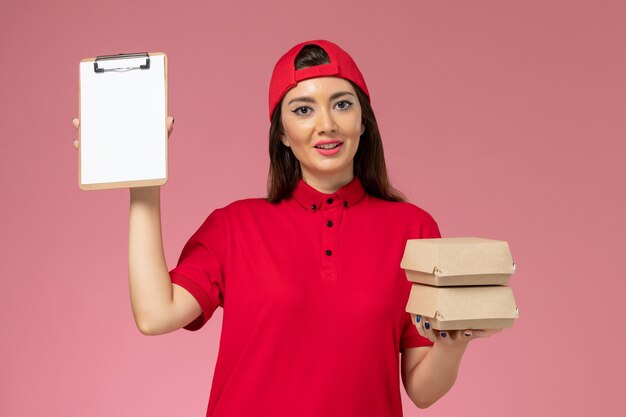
[71,116,175,149]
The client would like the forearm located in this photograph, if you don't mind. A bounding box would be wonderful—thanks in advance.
[128,186,173,333]
[405,341,469,408]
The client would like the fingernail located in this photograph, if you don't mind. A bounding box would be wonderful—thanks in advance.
[440,332,447,337]
[416,315,421,323]
[425,322,430,330]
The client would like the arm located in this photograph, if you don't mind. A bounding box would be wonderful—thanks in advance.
[401,339,467,409]
[127,186,202,335]
[72,116,201,335]
[401,317,503,408]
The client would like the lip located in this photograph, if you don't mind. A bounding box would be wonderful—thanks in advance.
[314,141,343,156]
[314,139,343,147]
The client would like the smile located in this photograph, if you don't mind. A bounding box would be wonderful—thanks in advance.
[314,143,342,150]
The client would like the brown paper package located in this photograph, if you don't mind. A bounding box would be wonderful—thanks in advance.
[402,237,519,330]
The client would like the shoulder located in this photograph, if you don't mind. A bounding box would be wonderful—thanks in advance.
[365,195,441,239]
[221,197,274,213]
[196,197,272,227]
[192,197,274,243]
[366,195,437,223]
[199,197,273,224]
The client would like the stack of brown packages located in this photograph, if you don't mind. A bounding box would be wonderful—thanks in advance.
[401,237,519,330]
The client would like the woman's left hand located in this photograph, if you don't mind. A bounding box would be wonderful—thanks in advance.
[414,314,503,348]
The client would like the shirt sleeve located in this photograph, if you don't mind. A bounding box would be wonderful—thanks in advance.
[169,208,226,331]
[399,209,442,351]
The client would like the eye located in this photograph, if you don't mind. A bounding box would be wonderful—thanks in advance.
[335,100,353,110]
[292,106,312,116]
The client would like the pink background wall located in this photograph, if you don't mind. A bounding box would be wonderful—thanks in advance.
[1,0,624,416]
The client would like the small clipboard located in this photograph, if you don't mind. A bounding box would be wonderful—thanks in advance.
[78,52,168,190]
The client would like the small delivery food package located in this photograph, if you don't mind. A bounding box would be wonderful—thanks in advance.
[406,283,519,330]
[401,237,515,286]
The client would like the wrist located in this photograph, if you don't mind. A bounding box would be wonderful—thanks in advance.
[130,185,160,196]
[130,186,160,204]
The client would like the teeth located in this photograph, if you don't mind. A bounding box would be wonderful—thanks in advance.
[316,143,340,150]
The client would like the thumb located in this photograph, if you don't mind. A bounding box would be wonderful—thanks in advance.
[166,116,175,138]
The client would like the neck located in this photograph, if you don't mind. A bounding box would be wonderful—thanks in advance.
[301,170,354,194]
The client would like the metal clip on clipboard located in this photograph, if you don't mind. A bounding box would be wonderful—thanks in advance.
[93,52,151,73]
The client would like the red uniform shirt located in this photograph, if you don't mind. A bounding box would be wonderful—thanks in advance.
[169,177,440,417]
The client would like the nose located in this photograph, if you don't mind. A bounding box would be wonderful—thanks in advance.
[316,107,338,136]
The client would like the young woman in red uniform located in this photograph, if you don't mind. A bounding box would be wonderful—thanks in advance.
[72,40,501,416]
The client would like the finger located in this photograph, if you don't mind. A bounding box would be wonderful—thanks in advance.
[422,319,438,344]
[436,329,465,346]
[73,138,78,149]
[72,117,80,129]
[414,315,429,340]
[472,328,503,339]
[437,330,454,347]
[166,116,174,138]
[447,330,468,343]
[412,314,426,338]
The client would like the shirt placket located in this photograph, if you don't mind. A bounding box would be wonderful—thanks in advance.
[320,195,344,282]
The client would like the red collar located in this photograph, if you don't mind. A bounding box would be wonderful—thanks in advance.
[290,177,366,212]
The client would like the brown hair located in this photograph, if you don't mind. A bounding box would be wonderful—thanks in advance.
[267,45,406,203]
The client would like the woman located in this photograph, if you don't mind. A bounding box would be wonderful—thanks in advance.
[72,39,501,416]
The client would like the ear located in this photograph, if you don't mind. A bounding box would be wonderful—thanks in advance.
[281,132,290,147]
[360,121,365,136]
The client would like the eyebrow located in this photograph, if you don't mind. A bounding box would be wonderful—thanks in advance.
[287,91,356,106]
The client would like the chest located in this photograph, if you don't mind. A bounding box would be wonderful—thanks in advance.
[222,205,412,326]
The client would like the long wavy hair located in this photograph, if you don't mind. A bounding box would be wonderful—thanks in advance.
[267,44,406,203]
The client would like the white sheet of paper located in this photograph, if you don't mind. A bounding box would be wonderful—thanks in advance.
[79,53,167,189]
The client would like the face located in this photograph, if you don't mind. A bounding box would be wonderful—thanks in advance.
[280,77,365,190]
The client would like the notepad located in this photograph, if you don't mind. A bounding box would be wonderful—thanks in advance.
[78,52,168,190]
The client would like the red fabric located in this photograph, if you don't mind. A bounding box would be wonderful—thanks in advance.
[169,177,440,417]
[268,39,370,120]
